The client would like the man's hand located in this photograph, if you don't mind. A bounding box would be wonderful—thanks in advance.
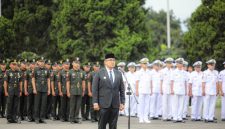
[47,90,51,96]
[5,92,9,97]
[93,103,100,111]
[33,89,37,95]
[52,91,56,96]
[25,91,29,96]
[67,92,70,98]
[119,104,124,111]
[88,92,92,97]
[59,92,63,96]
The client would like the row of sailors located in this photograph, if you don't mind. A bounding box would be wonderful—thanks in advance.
[117,58,225,123]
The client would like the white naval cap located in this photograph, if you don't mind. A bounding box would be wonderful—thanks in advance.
[148,63,153,67]
[183,61,188,67]
[175,58,184,64]
[153,60,161,66]
[139,58,149,64]
[223,61,225,65]
[206,59,216,64]
[117,62,126,67]
[164,57,174,63]
[127,62,136,67]
[135,63,141,67]
[193,61,202,67]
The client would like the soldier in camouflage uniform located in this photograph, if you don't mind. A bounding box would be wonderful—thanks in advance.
[4,60,22,123]
[32,57,50,124]
[0,59,7,118]
[18,59,27,121]
[51,62,60,120]
[45,60,52,119]
[24,59,36,122]
[58,59,70,122]
[67,58,85,124]
[81,62,91,121]
[88,62,100,122]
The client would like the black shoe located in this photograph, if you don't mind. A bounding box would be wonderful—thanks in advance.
[208,120,217,123]
[70,121,76,124]
[74,120,81,124]
[196,119,202,121]
[39,120,46,124]
[94,118,98,122]
[7,120,16,124]
[35,120,40,124]
[191,119,196,121]
[167,119,171,121]
[222,118,225,121]
[173,120,178,123]
[213,117,217,120]
[183,118,188,120]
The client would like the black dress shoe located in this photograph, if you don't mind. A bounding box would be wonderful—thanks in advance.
[39,120,46,124]
[35,120,40,124]
[182,118,188,120]
[74,120,81,124]
[221,118,225,121]
[204,120,208,123]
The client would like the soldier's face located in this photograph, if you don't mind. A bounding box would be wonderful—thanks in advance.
[10,63,16,70]
[207,64,215,70]
[93,66,100,71]
[104,58,115,69]
[194,66,201,72]
[140,63,147,69]
[72,63,80,70]
[83,66,90,72]
[38,61,45,68]
[21,63,26,70]
[176,63,183,69]
[0,65,6,71]
[153,65,159,70]
[128,67,135,72]
[166,63,172,68]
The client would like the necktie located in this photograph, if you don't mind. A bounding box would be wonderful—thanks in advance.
[109,70,113,84]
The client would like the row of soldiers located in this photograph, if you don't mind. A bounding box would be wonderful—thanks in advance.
[116,58,225,123]
[0,57,100,124]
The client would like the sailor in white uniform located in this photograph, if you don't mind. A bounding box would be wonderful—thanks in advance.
[182,61,190,119]
[171,58,187,123]
[125,62,137,117]
[150,60,162,119]
[161,58,174,121]
[202,59,219,123]
[189,61,203,121]
[136,58,151,123]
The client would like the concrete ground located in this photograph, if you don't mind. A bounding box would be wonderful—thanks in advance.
[0,108,224,129]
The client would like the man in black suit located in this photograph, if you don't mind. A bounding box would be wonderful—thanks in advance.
[92,53,125,129]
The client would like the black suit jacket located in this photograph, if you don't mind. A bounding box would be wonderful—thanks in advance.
[92,67,125,108]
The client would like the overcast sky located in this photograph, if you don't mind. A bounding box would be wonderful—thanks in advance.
[144,0,202,31]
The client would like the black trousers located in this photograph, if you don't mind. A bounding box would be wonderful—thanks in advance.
[51,95,60,119]
[19,92,27,118]
[7,95,19,121]
[34,92,47,120]
[46,94,52,117]
[98,107,119,129]
[0,90,7,117]
[90,97,99,120]
[69,95,82,121]
[27,93,34,120]
[60,94,70,120]
[81,94,90,119]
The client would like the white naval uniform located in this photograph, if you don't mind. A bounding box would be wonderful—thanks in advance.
[125,71,137,116]
[183,71,191,118]
[119,71,126,115]
[171,69,187,121]
[150,69,161,118]
[136,68,151,122]
[161,67,173,120]
[202,69,219,121]
[189,71,203,120]
[219,69,225,119]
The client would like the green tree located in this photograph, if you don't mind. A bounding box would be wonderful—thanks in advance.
[51,0,151,62]
[183,0,225,70]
